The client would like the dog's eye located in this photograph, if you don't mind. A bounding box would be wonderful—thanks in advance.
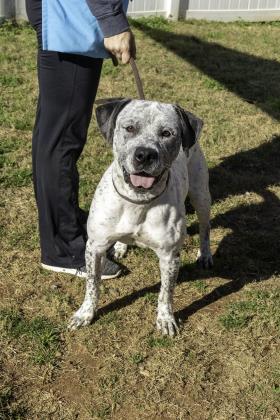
[162,130,172,138]
[125,125,135,133]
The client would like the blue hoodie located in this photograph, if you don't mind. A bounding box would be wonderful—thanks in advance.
[42,0,130,58]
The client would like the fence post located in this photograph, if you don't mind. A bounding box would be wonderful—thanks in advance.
[166,0,180,20]
[15,0,27,20]
[0,0,15,21]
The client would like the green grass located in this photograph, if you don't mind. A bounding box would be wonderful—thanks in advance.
[0,74,23,87]
[219,306,251,329]
[202,77,224,91]
[147,335,173,349]
[0,17,280,420]
[101,60,121,77]
[96,405,111,419]
[143,292,158,305]
[193,279,208,293]
[97,311,120,325]
[130,353,145,365]
[266,96,280,112]
[130,16,172,30]
[0,310,62,365]
[0,167,32,187]
[219,290,280,330]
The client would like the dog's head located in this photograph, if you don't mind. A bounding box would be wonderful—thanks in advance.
[96,99,203,192]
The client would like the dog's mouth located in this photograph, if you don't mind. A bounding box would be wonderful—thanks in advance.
[130,172,157,189]
[122,167,164,190]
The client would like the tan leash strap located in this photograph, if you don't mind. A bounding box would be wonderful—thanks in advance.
[129,57,145,100]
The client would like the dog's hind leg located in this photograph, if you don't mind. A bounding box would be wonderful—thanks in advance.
[68,239,105,330]
[188,146,213,269]
[113,242,128,259]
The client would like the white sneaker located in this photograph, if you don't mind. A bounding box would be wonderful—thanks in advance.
[41,258,122,280]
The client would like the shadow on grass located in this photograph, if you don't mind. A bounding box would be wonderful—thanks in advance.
[132,20,280,121]
[175,134,280,321]
[98,134,280,323]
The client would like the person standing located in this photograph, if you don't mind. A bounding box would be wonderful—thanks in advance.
[25,0,136,278]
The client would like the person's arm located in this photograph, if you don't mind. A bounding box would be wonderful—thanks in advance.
[86,0,129,38]
[86,0,136,64]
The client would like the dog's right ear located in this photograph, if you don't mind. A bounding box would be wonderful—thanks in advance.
[95,98,131,145]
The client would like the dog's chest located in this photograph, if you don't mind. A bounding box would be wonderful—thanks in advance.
[115,206,147,242]
[115,202,184,250]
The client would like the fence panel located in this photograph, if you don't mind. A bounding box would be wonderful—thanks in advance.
[128,0,168,17]
[184,0,280,20]
[0,0,279,22]
[0,0,170,21]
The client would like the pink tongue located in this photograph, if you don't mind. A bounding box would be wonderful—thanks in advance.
[130,174,156,189]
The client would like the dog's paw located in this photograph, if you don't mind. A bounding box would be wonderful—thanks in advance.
[68,308,95,331]
[156,315,179,337]
[113,242,128,259]
[196,249,213,269]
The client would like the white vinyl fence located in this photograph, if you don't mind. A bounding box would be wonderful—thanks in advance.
[0,0,27,20]
[184,0,280,21]
[0,0,279,22]
[128,0,180,18]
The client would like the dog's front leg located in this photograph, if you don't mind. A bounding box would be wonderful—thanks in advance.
[156,251,180,337]
[68,240,104,330]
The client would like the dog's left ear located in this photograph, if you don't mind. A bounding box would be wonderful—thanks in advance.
[95,98,131,145]
[174,105,204,151]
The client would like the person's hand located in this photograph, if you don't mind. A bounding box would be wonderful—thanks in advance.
[104,30,136,65]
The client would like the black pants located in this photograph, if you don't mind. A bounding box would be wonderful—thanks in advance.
[26,0,103,268]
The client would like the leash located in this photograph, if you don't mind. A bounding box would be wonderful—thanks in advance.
[129,57,145,100]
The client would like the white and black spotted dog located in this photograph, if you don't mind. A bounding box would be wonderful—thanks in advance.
[68,99,213,336]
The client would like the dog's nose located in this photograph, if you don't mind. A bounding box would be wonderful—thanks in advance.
[134,147,158,167]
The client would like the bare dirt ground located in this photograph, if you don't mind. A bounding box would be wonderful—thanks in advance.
[0,18,280,419]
